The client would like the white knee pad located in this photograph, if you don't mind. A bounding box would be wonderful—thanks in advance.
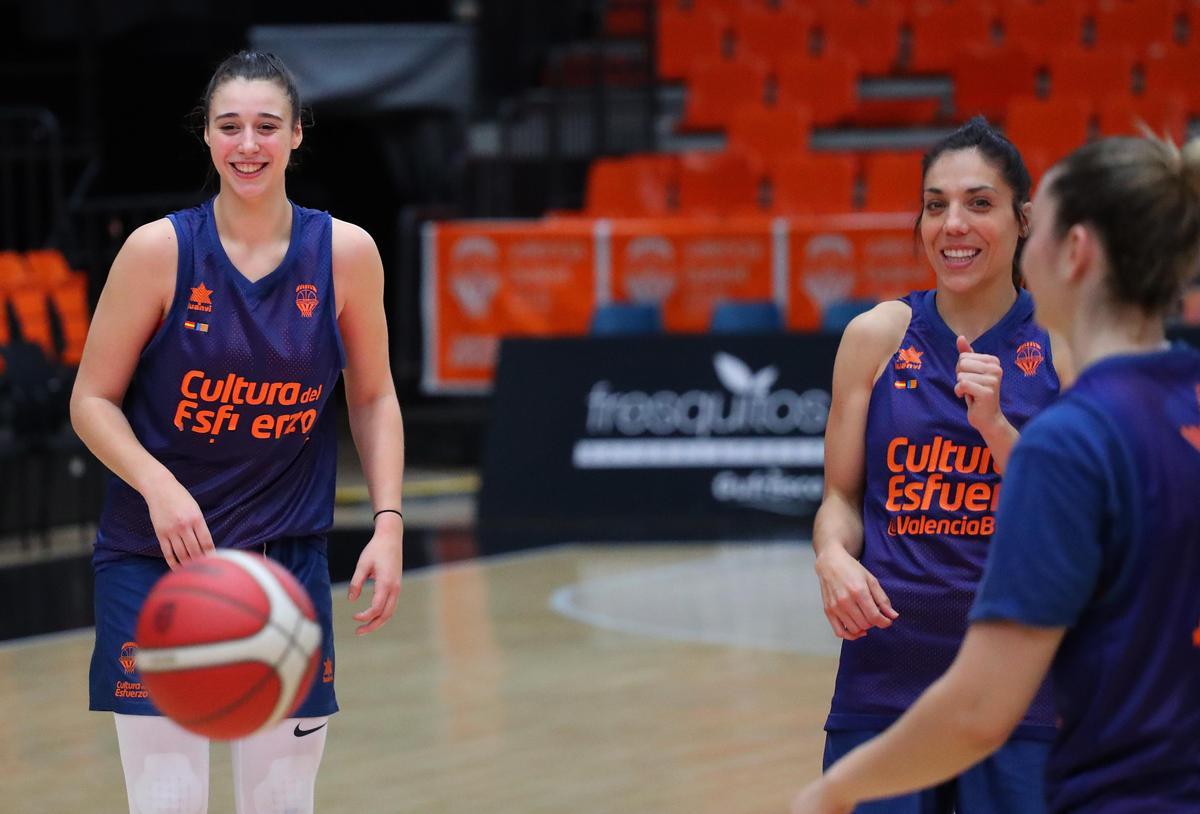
[232,717,328,814]
[114,714,209,814]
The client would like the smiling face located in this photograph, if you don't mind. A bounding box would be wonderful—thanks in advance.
[919,148,1025,294]
[203,77,302,199]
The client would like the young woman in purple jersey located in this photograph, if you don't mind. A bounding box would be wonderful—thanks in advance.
[810,117,1069,813]
[70,51,405,812]
[793,134,1200,813]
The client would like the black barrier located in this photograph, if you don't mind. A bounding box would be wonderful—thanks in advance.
[477,334,841,549]
[479,326,1200,551]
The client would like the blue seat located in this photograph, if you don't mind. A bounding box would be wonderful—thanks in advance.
[821,298,878,333]
[589,302,663,335]
[710,300,784,334]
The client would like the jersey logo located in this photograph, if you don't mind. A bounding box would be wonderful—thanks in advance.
[894,346,923,371]
[323,657,334,684]
[188,282,214,312]
[182,321,209,333]
[1015,341,1044,376]
[893,379,918,390]
[295,283,319,318]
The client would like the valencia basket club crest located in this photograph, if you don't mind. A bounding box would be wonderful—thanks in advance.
[1015,341,1044,376]
[295,283,319,318]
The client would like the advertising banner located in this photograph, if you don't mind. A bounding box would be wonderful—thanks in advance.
[606,217,777,332]
[423,220,597,392]
[477,333,841,549]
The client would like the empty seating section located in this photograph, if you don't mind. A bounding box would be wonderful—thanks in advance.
[1098,92,1189,142]
[677,149,762,215]
[952,44,1039,121]
[862,151,924,212]
[1048,47,1138,98]
[0,249,90,369]
[586,155,677,216]
[998,0,1089,60]
[1004,95,1093,179]
[814,0,903,75]
[771,153,858,215]
[726,104,811,163]
[679,56,768,131]
[774,51,859,127]
[732,3,813,63]
[570,0,1200,329]
[908,0,998,74]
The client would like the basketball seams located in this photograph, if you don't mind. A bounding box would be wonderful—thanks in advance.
[134,549,322,738]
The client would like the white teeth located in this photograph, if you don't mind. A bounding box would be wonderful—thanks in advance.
[943,248,980,259]
[234,163,264,174]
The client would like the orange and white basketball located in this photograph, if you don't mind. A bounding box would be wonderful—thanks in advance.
[134,550,322,740]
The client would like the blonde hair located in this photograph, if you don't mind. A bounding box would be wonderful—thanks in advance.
[1047,135,1200,313]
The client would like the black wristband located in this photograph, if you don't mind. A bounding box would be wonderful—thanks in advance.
[373,509,404,523]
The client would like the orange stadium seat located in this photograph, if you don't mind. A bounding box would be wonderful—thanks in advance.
[1093,0,1179,51]
[23,249,73,287]
[677,149,763,215]
[1004,95,1094,182]
[726,103,812,165]
[48,274,90,366]
[861,151,924,212]
[0,251,33,291]
[1048,47,1138,100]
[8,288,55,360]
[999,0,1088,62]
[657,7,729,80]
[680,55,769,130]
[770,152,859,214]
[1097,92,1189,143]
[952,43,1039,122]
[1143,43,1200,112]
[585,155,677,217]
[732,3,814,63]
[814,0,904,75]
[908,0,999,74]
[774,50,859,126]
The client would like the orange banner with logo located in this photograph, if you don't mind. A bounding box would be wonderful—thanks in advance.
[606,217,775,332]
[787,213,935,330]
[423,214,935,392]
[425,220,597,392]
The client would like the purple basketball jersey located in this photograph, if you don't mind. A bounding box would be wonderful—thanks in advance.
[826,289,1060,738]
[94,198,344,562]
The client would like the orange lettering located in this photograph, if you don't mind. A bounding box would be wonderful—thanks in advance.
[180,370,204,399]
[251,413,275,439]
[887,437,907,473]
[963,483,991,512]
[173,400,197,431]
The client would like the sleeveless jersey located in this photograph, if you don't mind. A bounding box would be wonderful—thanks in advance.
[826,289,1059,738]
[94,198,345,562]
[974,345,1200,811]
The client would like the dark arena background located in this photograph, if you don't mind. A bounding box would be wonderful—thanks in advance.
[1,1,1198,810]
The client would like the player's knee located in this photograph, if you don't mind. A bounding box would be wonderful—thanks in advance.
[131,753,207,814]
[249,756,319,814]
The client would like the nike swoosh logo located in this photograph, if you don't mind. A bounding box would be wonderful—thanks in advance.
[294,722,327,738]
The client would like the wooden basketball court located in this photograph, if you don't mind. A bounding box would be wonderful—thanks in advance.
[0,542,838,813]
